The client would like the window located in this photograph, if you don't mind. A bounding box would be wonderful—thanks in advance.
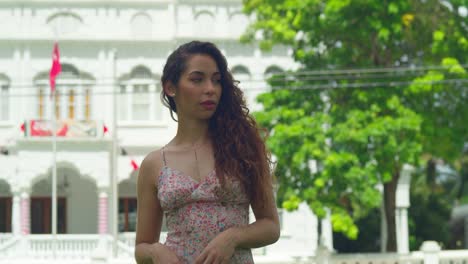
[118,66,161,122]
[229,13,249,37]
[55,89,61,119]
[68,90,75,119]
[231,65,251,83]
[47,12,83,36]
[264,65,284,79]
[132,84,150,120]
[34,64,94,120]
[131,12,152,39]
[30,197,67,234]
[194,11,215,37]
[264,65,285,87]
[0,197,12,233]
[38,88,45,119]
[84,88,91,120]
[118,86,128,121]
[0,85,9,121]
[118,197,137,232]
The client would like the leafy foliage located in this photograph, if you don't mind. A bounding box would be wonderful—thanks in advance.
[244,0,468,250]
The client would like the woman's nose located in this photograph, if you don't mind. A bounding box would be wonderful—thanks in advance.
[204,81,216,94]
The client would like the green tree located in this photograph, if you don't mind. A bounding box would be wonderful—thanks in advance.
[244,0,467,251]
[408,167,453,250]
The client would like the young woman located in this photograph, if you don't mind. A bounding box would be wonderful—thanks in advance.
[134,41,280,264]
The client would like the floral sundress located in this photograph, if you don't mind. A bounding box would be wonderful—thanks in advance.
[157,148,254,263]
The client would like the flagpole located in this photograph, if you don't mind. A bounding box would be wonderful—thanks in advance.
[49,42,61,259]
[52,80,57,259]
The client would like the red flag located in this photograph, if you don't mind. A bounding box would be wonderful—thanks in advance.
[49,42,62,96]
[103,125,109,134]
[130,159,139,171]
[20,123,25,132]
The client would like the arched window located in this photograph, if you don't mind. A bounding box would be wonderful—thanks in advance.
[194,11,215,37]
[131,12,152,39]
[47,12,83,36]
[264,65,285,87]
[264,65,284,79]
[34,64,95,120]
[0,74,10,121]
[231,65,251,82]
[229,13,249,37]
[118,66,161,122]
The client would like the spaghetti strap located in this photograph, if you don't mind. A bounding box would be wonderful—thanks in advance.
[161,146,167,166]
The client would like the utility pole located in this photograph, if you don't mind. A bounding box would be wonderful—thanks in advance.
[110,48,119,258]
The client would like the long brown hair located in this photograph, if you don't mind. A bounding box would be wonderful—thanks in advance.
[161,41,273,205]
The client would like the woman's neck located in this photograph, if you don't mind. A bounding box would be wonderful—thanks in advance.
[171,118,211,148]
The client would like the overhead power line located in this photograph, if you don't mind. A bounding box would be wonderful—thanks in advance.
[270,64,468,76]
[1,78,467,98]
[2,63,467,91]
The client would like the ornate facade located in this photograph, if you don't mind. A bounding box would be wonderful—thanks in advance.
[0,0,321,262]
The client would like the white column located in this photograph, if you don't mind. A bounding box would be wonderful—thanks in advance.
[398,208,409,254]
[20,192,30,235]
[12,193,21,235]
[149,84,156,120]
[320,209,334,251]
[396,164,412,254]
[396,208,402,252]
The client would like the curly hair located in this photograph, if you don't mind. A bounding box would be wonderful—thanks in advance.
[161,41,273,205]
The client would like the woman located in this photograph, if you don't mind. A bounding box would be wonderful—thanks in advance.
[135,41,280,264]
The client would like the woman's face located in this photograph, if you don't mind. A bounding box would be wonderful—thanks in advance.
[170,54,223,120]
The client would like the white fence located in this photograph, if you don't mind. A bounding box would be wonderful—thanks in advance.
[1,234,468,264]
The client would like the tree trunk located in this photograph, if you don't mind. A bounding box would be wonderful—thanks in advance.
[426,158,436,189]
[383,169,400,252]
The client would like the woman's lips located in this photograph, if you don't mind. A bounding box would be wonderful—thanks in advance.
[200,101,216,110]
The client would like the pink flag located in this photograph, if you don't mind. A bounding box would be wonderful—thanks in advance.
[49,42,62,96]
[131,159,139,171]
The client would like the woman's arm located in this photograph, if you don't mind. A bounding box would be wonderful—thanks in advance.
[194,184,280,263]
[135,151,179,264]
[228,185,281,248]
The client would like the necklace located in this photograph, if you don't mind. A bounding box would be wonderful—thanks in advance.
[193,143,201,181]
[166,140,208,182]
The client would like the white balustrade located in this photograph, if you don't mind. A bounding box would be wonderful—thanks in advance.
[118,231,167,248]
[0,236,19,258]
[439,249,468,264]
[327,252,424,264]
[27,234,101,259]
[1,235,468,264]
[0,233,13,244]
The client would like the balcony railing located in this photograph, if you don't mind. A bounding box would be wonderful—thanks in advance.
[22,119,105,138]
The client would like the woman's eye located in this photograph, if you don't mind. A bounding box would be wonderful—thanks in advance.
[191,78,202,83]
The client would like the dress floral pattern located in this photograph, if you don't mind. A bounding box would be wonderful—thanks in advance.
[157,164,254,264]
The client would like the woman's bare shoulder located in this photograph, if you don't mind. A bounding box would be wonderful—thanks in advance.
[139,148,164,187]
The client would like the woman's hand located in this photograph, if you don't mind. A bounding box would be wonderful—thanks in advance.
[194,229,237,264]
[152,243,182,264]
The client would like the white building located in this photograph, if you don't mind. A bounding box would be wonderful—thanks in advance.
[0,0,320,262]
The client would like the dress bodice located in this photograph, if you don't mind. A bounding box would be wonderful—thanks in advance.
[157,165,254,263]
